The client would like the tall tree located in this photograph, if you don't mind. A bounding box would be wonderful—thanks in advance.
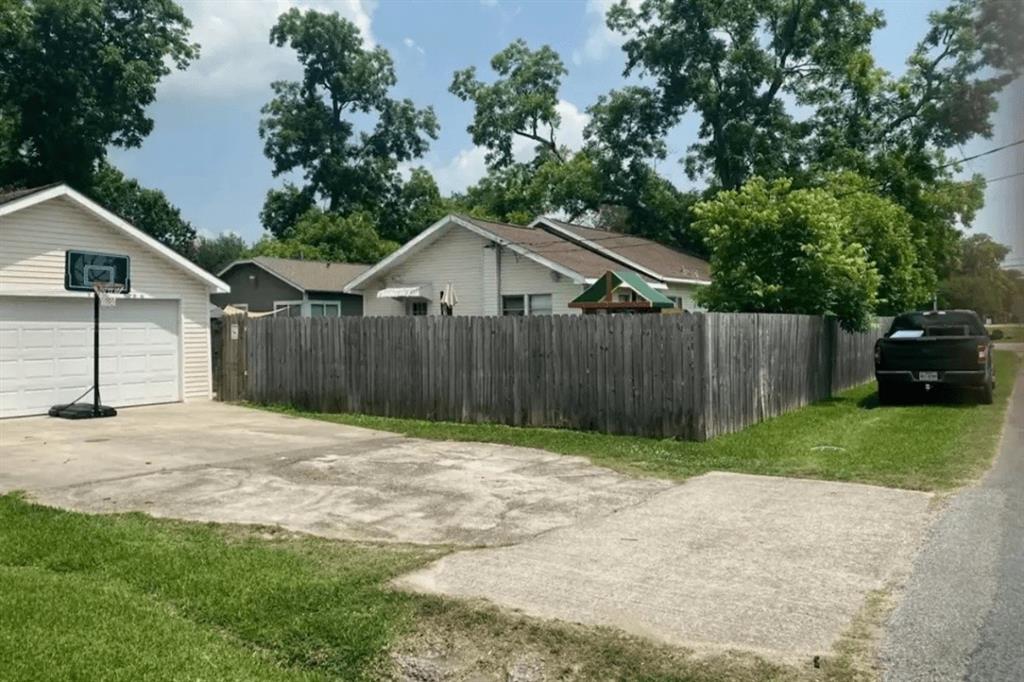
[451,39,568,168]
[259,8,438,239]
[193,232,248,274]
[939,233,1019,321]
[0,0,197,188]
[249,209,397,264]
[607,0,883,190]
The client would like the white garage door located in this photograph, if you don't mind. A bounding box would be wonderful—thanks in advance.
[0,296,180,418]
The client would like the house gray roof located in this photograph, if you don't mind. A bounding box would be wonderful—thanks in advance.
[537,217,711,283]
[244,256,372,290]
[231,257,370,293]
[458,215,637,279]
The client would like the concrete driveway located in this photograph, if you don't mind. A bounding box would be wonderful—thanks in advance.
[0,401,936,662]
[0,402,668,545]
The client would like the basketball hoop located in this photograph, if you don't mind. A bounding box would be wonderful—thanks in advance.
[93,281,124,307]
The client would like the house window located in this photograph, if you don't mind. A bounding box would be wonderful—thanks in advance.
[667,296,684,310]
[409,301,428,316]
[310,302,341,318]
[528,294,553,315]
[502,295,525,316]
[274,302,303,317]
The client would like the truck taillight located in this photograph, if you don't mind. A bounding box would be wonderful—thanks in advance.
[978,344,988,364]
[874,344,882,365]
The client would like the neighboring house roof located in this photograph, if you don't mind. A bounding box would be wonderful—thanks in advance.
[345,214,657,292]
[460,215,631,279]
[219,257,369,293]
[0,183,229,293]
[532,217,711,284]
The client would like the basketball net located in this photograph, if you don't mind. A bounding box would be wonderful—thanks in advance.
[93,281,125,307]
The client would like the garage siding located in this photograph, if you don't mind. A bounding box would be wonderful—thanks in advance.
[0,196,213,401]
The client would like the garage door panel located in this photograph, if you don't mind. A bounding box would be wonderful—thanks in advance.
[0,297,181,418]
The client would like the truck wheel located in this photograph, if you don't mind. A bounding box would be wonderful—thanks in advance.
[980,380,994,405]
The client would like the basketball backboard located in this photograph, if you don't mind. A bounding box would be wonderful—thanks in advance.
[65,250,131,293]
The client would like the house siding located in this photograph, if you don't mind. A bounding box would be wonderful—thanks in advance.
[496,248,586,315]
[0,196,214,401]
[363,223,486,316]
[212,262,302,312]
[664,283,705,312]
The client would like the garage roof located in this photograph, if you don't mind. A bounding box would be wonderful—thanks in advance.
[0,184,230,293]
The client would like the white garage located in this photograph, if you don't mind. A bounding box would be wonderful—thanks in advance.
[0,184,229,418]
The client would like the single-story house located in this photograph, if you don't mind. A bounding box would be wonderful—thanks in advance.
[344,214,710,316]
[213,257,368,317]
[0,183,230,418]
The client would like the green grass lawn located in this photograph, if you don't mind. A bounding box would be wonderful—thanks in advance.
[0,497,797,681]
[262,350,1019,492]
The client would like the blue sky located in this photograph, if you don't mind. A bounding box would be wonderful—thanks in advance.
[108,0,1022,265]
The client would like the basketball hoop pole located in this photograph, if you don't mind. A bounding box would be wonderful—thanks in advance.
[93,288,101,415]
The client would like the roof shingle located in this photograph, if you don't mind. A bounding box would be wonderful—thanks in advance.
[458,215,639,279]
[539,217,710,282]
[244,257,370,292]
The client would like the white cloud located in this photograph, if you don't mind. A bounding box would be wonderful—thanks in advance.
[161,0,377,98]
[403,37,425,55]
[572,0,638,65]
[430,100,591,194]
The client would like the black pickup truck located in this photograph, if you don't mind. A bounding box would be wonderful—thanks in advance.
[874,310,995,404]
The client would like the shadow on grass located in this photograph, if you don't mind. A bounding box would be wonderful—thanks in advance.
[858,385,985,410]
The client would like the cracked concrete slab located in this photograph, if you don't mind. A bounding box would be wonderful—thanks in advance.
[0,402,669,546]
[396,472,934,660]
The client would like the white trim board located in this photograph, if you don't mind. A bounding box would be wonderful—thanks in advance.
[1,184,230,294]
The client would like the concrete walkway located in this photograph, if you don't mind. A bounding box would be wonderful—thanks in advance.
[398,471,934,661]
[881,358,1024,681]
[0,402,668,546]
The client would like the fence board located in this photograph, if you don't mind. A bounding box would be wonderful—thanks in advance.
[235,313,887,440]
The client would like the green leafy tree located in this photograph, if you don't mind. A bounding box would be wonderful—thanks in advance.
[939,233,1018,321]
[88,161,196,255]
[0,0,197,188]
[828,173,932,313]
[194,233,248,274]
[451,39,568,168]
[259,8,438,241]
[259,184,315,240]
[607,0,884,190]
[250,209,397,264]
[377,167,450,244]
[693,178,880,331]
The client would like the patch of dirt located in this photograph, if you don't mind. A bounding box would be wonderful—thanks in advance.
[380,596,815,682]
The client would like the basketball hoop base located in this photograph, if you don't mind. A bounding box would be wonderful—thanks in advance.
[48,403,117,419]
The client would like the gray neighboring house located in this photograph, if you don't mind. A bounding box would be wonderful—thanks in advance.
[213,257,368,317]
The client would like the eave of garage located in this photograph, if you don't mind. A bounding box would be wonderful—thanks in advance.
[0,184,230,294]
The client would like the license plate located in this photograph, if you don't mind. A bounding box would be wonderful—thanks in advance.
[918,371,939,382]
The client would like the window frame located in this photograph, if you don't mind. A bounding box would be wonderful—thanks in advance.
[527,293,553,315]
[502,295,526,316]
[309,301,341,318]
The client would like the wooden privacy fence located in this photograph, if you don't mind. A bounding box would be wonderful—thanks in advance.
[216,312,889,441]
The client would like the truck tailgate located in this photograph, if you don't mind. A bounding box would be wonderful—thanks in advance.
[879,337,982,371]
